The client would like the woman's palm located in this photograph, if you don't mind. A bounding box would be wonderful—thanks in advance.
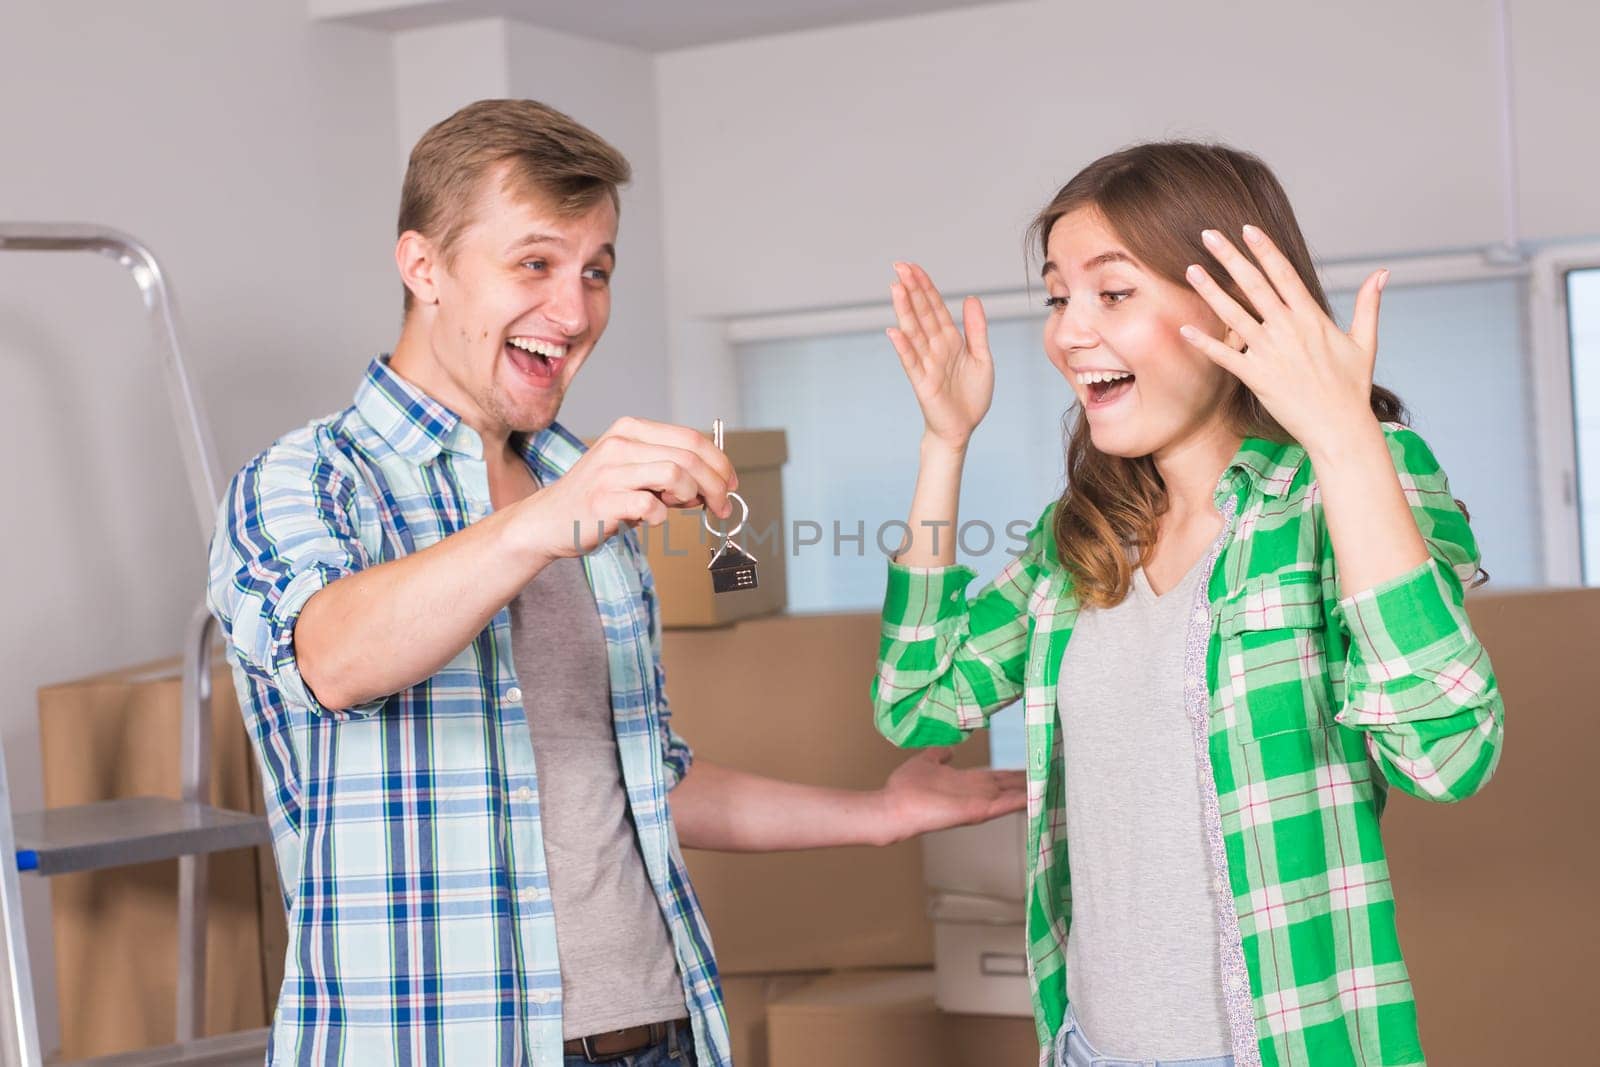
[888,262,994,446]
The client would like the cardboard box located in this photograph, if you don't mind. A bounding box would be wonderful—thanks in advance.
[1380,586,1600,1066]
[634,429,788,629]
[662,611,992,974]
[720,972,821,1067]
[765,969,1039,1067]
[37,656,281,1059]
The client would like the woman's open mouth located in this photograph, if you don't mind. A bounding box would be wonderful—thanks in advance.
[1077,369,1135,409]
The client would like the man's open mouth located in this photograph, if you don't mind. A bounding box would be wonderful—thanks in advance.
[506,336,567,381]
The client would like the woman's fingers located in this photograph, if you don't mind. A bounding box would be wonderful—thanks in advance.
[1240,225,1320,319]
[889,278,926,350]
[1186,263,1266,348]
[1201,228,1284,324]
[962,296,991,363]
[1347,268,1388,355]
[898,263,947,343]
[1180,323,1253,387]
[909,262,960,337]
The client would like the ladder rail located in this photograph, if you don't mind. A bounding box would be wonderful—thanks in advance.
[0,224,222,537]
[176,607,217,1044]
[0,225,234,1062]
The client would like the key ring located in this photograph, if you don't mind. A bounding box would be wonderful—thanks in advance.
[702,417,748,540]
[703,491,749,541]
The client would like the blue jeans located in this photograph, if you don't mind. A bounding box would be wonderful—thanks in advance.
[562,1022,697,1067]
[1054,1007,1234,1067]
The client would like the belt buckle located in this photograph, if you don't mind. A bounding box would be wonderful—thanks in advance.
[580,1025,656,1064]
[579,1034,619,1064]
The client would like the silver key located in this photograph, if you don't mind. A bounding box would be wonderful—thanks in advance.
[704,418,758,594]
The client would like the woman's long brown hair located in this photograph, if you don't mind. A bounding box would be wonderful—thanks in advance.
[1029,143,1408,608]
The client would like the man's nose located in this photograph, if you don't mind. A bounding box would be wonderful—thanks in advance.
[544,276,587,336]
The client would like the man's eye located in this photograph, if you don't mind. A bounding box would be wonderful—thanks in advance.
[521,260,547,271]
[1043,295,1069,310]
[584,268,611,283]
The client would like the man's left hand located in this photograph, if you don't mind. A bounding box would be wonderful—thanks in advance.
[877,748,1028,846]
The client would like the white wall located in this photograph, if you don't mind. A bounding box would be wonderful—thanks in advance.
[0,1,400,1057]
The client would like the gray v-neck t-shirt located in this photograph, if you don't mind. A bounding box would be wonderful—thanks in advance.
[1056,558,1231,1059]
[508,554,687,1038]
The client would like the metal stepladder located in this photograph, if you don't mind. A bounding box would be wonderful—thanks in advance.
[0,225,273,1066]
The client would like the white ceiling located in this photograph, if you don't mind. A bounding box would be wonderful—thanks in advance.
[310,0,1022,52]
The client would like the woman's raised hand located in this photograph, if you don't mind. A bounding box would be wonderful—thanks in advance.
[887,262,995,449]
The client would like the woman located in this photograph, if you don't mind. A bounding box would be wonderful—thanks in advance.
[872,143,1503,1067]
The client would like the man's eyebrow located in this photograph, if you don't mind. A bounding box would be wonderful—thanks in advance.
[504,232,563,254]
[597,243,616,263]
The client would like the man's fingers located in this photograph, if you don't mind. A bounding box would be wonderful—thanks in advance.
[604,438,732,511]
[600,417,739,492]
[604,489,669,528]
[992,770,1027,792]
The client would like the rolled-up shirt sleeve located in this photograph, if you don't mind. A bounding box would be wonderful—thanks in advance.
[207,429,384,718]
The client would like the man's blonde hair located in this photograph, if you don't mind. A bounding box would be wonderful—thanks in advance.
[397,99,632,310]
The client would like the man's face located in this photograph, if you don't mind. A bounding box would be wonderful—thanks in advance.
[419,167,617,439]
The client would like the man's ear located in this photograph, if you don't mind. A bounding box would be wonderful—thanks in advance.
[396,230,442,307]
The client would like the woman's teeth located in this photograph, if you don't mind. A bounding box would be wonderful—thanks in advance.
[1076,370,1134,386]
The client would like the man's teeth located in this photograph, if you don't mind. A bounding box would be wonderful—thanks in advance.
[1076,370,1134,386]
[507,337,567,360]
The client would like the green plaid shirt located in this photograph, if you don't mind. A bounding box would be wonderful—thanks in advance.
[873,425,1503,1067]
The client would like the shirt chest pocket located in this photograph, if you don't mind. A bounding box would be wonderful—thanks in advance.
[1215,568,1335,739]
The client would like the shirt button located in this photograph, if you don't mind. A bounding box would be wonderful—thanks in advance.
[519,887,538,903]
[505,686,522,704]
[530,990,554,1004]
[515,786,533,802]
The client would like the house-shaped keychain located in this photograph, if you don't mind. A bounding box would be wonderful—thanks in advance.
[708,539,759,593]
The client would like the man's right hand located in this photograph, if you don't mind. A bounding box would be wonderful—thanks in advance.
[517,417,740,563]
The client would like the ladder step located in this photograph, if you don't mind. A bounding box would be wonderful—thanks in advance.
[13,797,270,876]
[47,1027,270,1066]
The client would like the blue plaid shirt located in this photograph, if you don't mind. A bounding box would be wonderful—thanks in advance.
[207,356,730,1066]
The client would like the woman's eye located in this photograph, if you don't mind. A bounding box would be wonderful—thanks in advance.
[1101,290,1132,305]
[1043,295,1069,310]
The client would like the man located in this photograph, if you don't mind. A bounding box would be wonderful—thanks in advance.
[207,98,1025,1067]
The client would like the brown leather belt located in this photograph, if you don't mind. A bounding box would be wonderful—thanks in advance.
[562,1018,689,1062]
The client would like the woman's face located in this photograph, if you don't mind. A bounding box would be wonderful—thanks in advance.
[1042,206,1238,460]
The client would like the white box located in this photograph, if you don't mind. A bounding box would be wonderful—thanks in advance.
[921,810,1027,902]
[922,811,1032,1017]
[928,893,1031,1017]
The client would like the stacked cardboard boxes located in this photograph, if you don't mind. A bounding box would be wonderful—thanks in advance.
[662,611,1040,1065]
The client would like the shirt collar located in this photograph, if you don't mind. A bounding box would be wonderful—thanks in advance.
[353,355,466,463]
[353,355,591,472]
[1216,435,1307,504]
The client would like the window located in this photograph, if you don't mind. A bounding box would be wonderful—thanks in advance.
[1564,268,1600,583]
